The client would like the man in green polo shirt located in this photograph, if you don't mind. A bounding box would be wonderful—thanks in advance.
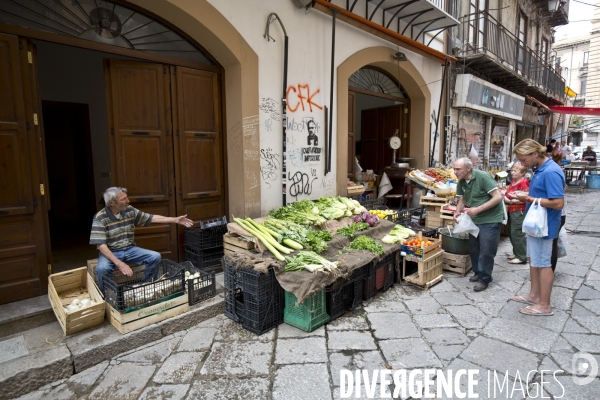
[453,157,504,291]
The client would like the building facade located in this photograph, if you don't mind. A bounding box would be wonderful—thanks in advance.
[446,0,568,170]
[0,0,460,303]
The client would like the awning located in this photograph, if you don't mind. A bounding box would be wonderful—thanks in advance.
[565,86,577,97]
[526,95,551,112]
[549,106,600,116]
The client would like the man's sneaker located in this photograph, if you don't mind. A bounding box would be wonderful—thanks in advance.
[474,282,489,292]
[468,274,479,282]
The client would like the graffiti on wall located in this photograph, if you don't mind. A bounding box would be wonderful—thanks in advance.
[260,147,280,189]
[458,110,485,168]
[288,169,318,200]
[260,97,280,121]
[286,84,323,113]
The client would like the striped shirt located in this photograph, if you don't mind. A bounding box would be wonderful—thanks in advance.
[90,206,153,250]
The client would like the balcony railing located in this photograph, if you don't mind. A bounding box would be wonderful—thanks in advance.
[458,11,565,100]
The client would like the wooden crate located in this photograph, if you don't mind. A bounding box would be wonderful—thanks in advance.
[223,233,259,257]
[425,211,441,228]
[106,294,189,334]
[419,197,447,207]
[48,267,105,336]
[87,259,145,283]
[442,253,472,276]
[401,233,442,260]
[402,251,444,288]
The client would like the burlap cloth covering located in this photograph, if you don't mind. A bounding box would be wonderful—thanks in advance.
[224,218,401,304]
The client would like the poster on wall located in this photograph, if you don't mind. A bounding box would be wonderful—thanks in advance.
[458,110,486,169]
[489,119,509,170]
[302,118,322,165]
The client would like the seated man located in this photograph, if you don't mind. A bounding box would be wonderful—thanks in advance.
[582,146,597,166]
[90,187,193,292]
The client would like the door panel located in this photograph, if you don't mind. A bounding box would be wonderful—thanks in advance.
[348,92,356,175]
[107,61,170,203]
[106,60,177,260]
[0,34,49,304]
[175,67,222,200]
[360,108,378,171]
[0,34,33,216]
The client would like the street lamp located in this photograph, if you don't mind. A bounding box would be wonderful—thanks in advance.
[548,0,563,14]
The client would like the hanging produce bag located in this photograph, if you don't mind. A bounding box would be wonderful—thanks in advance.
[522,198,548,238]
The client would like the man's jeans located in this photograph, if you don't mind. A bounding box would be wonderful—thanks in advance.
[96,246,161,293]
[468,223,501,284]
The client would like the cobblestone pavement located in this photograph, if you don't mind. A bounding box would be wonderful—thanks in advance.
[16,191,600,400]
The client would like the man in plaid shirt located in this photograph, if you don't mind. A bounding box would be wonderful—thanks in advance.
[90,187,193,292]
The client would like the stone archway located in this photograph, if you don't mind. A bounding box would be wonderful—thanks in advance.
[127,0,261,218]
[336,46,432,195]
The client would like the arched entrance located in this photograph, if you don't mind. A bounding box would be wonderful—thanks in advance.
[0,0,260,304]
[348,67,410,176]
[336,46,432,195]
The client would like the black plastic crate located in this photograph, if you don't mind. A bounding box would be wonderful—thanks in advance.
[185,245,224,271]
[224,259,241,322]
[237,267,285,335]
[184,216,228,250]
[398,207,424,226]
[399,222,438,238]
[181,260,217,306]
[102,259,185,312]
[362,260,387,300]
[326,265,365,321]
[381,252,397,291]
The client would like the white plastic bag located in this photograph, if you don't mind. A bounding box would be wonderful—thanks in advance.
[557,227,567,258]
[522,198,548,237]
[469,144,478,158]
[453,213,480,237]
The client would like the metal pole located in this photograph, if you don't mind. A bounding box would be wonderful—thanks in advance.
[327,8,339,174]
[282,35,289,205]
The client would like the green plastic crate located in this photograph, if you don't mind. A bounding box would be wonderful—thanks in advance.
[284,290,330,332]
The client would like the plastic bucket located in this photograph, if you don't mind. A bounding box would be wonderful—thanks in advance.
[586,174,600,189]
[438,227,470,255]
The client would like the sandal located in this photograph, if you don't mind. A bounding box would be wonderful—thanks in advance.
[508,259,526,264]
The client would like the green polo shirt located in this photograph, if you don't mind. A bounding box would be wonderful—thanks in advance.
[456,169,504,224]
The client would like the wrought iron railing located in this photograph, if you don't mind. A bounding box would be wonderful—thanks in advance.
[458,11,565,100]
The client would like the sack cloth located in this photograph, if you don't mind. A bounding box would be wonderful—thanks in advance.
[224,219,401,304]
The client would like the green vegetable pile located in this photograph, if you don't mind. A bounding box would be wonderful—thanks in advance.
[269,200,326,226]
[336,222,369,239]
[348,235,384,255]
[284,251,340,274]
[263,218,332,253]
[381,225,416,244]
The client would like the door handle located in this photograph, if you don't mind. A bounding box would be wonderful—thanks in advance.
[137,197,154,202]
[132,131,150,135]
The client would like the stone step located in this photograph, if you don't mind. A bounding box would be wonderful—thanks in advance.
[0,272,225,399]
[0,295,56,339]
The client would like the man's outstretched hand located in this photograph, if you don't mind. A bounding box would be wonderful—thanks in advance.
[175,215,194,228]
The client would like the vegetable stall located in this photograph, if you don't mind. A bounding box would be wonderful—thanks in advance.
[223,195,443,334]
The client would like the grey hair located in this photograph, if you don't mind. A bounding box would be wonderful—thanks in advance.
[103,187,127,205]
[456,157,473,170]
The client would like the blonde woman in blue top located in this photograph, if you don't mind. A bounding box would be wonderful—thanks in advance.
[511,139,565,316]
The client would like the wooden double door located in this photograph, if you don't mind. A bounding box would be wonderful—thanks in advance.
[105,59,225,262]
[0,33,224,304]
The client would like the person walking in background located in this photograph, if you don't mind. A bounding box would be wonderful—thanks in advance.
[453,157,504,292]
[546,139,556,155]
[511,139,565,316]
[503,162,529,264]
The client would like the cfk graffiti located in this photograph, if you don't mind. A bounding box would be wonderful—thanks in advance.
[286,84,322,113]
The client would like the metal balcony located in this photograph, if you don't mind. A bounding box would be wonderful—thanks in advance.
[455,11,566,106]
[344,0,459,44]
[529,0,569,27]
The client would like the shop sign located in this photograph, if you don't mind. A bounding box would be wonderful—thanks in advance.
[454,74,525,120]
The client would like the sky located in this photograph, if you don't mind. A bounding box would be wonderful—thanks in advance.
[554,0,596,40]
